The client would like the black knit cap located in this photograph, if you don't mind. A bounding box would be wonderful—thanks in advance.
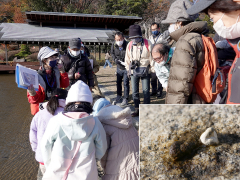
[69,38,81,49]
[129,25,142,39]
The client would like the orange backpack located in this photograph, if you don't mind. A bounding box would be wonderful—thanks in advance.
[194,35,226,103]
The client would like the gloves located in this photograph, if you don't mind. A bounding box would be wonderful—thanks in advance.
[27,84,36,96]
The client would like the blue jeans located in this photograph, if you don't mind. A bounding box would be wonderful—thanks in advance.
[151,72,163,93]
[117,68,129,100]
[103,59,112,68]
[131,74,150,108]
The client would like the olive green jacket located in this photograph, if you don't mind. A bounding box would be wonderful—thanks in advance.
[166,21,208,104]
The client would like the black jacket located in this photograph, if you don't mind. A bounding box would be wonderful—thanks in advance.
[60,50,94,87]
[111,40,128,70]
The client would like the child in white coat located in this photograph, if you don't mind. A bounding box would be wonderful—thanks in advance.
[41,80,107,180]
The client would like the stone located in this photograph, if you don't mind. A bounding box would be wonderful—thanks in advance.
[200,127,219,146]
[140,105,240,179]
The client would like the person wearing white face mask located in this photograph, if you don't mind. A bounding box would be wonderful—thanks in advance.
[161,0,208,104]
[187,0,240,104]
[111,32,130,106]
[60,38,94,89]
[125,25,154,116]
[152,43,175,91]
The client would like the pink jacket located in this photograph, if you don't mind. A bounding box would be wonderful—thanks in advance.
[96,105,139,180]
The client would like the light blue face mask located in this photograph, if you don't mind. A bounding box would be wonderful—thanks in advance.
[80,50,85,54]
[132,37,142,45]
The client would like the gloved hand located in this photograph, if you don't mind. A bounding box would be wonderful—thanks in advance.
[27,84,36,96]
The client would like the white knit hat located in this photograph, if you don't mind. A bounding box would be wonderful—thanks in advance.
[66,80,93,105]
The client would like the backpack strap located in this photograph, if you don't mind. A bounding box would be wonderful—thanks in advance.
[62,141,82,180]
[144,39,149,52]
[128,40,133,51]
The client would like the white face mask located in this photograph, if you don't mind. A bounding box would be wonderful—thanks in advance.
[168,24,176,33]
[157,55,168,66]
[71,50,80,56]
[213,13,240,40]
[158,60,166,66]
[168,23,180,33]
[116,40,124,47]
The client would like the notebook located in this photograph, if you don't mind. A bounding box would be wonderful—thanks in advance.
[15,63,39,91]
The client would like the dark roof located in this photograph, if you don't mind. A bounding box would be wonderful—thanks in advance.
[0,23,116,45]
[25,11,142,31]
[26,11,142,19]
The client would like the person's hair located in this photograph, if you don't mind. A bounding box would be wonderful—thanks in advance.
[151,22,159,28]
[115,31,124,38]
[92,95,104,105]
[179,21,193,26]
[47,88,68,115]
[152,42,170,56]
[207,0,240,14]
[64,101,93,114]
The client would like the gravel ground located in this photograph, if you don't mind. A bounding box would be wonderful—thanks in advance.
[140,105,240,180]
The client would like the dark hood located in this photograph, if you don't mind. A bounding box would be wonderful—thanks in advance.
[170,21,208,41]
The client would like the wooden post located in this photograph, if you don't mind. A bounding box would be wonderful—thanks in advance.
[99,44,101,61]
[5,44,8,65]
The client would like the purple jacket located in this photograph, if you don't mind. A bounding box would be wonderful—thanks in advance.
[29,99,66,163]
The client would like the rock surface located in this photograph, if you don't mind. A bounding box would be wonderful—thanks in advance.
[140,105,240,180]
[200,127,219,146]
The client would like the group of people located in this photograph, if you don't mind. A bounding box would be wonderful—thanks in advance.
[25,0,240,178]
[27,38,139,179]
[110,0,240,117]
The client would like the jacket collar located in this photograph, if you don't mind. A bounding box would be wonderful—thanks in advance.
[170,21,208,41]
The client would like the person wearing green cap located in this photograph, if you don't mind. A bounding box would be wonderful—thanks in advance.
[187,0,240,104]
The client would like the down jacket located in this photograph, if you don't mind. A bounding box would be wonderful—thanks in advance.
[29,99,66,163]
[166,21,208,104]
[60,50,94,87]
[41,112,107,180]
[96,105,139,180]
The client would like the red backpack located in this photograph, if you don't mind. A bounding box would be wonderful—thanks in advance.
[194,35,226,103]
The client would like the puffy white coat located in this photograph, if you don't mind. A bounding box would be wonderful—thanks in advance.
[41,112,107,180]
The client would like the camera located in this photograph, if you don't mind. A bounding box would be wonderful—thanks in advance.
[131,60,140,69]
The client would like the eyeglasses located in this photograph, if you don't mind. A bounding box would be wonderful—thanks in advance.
[153,54,167,63]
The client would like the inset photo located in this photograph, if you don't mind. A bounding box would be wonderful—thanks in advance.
[140,105,240,180]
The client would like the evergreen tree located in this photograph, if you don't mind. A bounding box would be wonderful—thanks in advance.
[15,44,31,59]
[105,0,151,16]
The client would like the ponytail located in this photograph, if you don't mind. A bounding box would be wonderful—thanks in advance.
[46,88,68,115]
[47,96,59,115]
